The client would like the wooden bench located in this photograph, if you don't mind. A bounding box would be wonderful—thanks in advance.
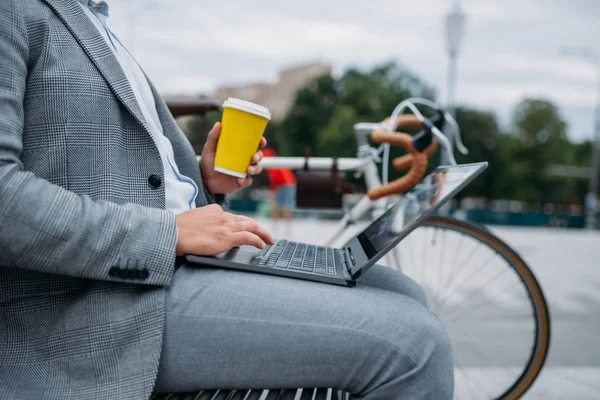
[151,388,350,399]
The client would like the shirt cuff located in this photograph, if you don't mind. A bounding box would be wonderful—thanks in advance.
[203,186,227,206]
[198,163,226,206]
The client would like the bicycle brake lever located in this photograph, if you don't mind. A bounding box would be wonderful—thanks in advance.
[444,113,469,155]
[431,127,457,165]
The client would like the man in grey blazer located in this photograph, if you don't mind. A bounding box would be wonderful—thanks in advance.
[0,0,454,398]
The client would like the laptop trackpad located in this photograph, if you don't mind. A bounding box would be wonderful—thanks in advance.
[208,246,259,262]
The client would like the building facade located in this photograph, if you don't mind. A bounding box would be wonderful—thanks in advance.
[214,63,332,120]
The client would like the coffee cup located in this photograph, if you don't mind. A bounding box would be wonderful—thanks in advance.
[214,97,271,178]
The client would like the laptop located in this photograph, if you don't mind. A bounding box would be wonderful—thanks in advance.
[186,162,488,287]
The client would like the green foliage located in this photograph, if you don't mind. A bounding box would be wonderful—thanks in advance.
[274,63,595,206]
[509,98,577,203]
[317,106,360,158]
[513,98,568,144]
[280,75,337,156]
[452,100,588,204]
[338,62,435,121]
[178,115,215,155]
[572,140,595,201]
[453,107,506,200]
[279,62,435,157]
[179,61,595,207]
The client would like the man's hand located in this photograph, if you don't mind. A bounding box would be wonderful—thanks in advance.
[175,204,276,256]
[200,122,266,195]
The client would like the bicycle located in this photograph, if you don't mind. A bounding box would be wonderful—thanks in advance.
[258,98,551,400]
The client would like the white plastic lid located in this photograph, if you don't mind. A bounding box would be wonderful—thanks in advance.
[222,97,271,120]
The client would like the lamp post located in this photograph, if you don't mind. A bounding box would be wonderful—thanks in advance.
[444,0,467,164]
[561,47,600,230]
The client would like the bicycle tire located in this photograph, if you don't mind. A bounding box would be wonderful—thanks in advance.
[388,216,550,400]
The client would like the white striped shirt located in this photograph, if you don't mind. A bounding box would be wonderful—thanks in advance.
[78,0,198,215]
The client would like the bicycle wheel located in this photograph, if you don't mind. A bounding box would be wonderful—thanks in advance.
[384,216,550,400]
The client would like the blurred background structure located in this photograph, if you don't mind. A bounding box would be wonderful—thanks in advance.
[104,0,599,398]
[443,0,467,163]
[559,47,600,229]
[102,0,599,230]
[213,64,333,120]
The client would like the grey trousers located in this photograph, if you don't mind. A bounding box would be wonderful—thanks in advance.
[154,264,453,399]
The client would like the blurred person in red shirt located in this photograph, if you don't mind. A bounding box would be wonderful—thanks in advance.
[262,148,296,236]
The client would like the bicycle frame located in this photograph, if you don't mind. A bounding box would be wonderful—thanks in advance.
[259,97,465,266]
[253,101,551,400]
[260,155,385,247]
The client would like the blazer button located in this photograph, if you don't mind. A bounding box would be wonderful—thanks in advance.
[148,175,162,189]
[138,268,149,280]
[126,269,138,280]
[108,266,121,278]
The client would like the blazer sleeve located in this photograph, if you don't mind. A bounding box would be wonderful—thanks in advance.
[200,170,227,206]
[0,0,177,286]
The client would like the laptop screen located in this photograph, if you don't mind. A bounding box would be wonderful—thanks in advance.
[355,163,487,261]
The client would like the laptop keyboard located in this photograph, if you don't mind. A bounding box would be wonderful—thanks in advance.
[252,240,343,276]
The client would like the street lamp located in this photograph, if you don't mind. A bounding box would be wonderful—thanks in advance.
[444,0,467,164]
[561,46,600,230]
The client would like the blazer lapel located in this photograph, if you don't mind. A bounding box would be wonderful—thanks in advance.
[41,0,151,136]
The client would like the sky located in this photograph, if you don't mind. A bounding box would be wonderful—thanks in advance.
[104,0,600,142]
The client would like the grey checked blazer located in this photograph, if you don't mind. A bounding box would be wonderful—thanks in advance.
[0,0,213,398]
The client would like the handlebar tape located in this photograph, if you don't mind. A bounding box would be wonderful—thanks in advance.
[393,142,439,171]
[367,129,429,200]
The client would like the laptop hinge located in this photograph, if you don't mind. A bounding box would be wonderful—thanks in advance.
[342,247,354,274]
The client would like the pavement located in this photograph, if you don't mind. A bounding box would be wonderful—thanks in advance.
[257,217,600,399]
[487,227,600,399]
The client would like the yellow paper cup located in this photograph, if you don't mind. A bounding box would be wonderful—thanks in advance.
[214,97,271,178]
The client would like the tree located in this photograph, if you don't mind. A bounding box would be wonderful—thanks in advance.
[571,140,595,202]
[192,61,589,207]
[452,107,509,201]
[279,62,436,158]
[317,106,360,158]
[177,114,217,155]
[509,98,576,203]
[338,62,436,122]
[280,75,337,156]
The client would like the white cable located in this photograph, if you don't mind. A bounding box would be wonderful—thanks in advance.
[405,97,439,110]
[382,143,390,184]
[406,97,469,155]
[387,100,426,132]
[390,96,458,164]
[432,126,457,165]
[377,97,465,186]
[379,99,427,186]
[445,116,469,155]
